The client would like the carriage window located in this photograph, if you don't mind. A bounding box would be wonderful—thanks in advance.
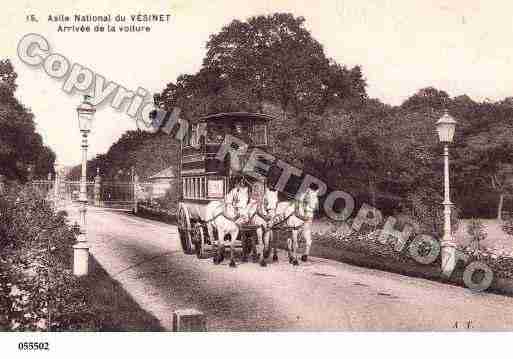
[201,177,206,198]
[184,178,190,199]
[190,124,199,147]
[183,123,191,147]
[183,177,208,199]
[187,178,193,199]
[251,124,267,145]
[208,179,224,198]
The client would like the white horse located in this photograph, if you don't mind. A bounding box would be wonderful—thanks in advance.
[245,186,279,267]
[204,200,241,267]
[203,181,318,268]
[204,183,279,268]
[206,180,252,267]
[267,189,319,265]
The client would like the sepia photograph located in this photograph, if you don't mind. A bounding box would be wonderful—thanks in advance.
[2,0,513,357]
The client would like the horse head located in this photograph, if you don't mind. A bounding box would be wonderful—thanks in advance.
[260,188,279,220]
[295,189,319,220]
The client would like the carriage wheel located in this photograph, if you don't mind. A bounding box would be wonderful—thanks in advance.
[177,204,194,254]
[194,225,208,259]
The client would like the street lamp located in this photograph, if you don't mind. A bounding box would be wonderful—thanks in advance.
[73,95,96,277]
[436,109,457,278]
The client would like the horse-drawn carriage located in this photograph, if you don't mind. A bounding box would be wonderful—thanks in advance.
[176,112,318,267]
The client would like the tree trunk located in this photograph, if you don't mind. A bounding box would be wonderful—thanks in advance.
[369,176,376,208]
[498,193,505,221]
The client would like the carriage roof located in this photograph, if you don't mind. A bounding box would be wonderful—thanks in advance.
[194,112,275,124]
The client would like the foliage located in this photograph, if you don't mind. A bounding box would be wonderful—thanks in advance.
[401,188,460,238]
[139,184,180,215]
[503,216,513,236]
[152,184,180,213]
[0,59,55,181]
[0,184,67,248]
[401,87,450,111]
[0,184,93,330]
[202,13,366,115]
[64,13,513,220]
[67,130,178,182]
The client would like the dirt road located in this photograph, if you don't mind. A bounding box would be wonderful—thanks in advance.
[69,205,513,331]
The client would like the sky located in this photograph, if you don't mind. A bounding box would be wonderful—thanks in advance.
[1,0,513,167]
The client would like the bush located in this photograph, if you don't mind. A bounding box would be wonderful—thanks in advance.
[402,187,460,238]
[503,216,513,236]
[142,185,179,215]
[0,184,94,331]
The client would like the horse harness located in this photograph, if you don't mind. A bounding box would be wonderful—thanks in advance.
[202,193,312,231]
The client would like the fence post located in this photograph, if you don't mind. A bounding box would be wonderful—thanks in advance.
[133,172,139,214]
[53,171,60,203]
[94,168,102,207]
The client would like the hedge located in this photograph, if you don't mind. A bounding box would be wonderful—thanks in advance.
[0,184,95,330]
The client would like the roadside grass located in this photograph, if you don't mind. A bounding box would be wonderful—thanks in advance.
[80,255,164,331]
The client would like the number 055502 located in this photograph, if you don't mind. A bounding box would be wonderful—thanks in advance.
[18,342,49,351]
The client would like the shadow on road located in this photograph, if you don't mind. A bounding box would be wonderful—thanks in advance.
[84,255,164,331]
[101,239,296,331]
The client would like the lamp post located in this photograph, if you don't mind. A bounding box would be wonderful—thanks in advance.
[436,110,457,278]
[73,95,96,277]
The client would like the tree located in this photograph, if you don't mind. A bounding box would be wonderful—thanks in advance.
[68,129,179,182]
[33,146,56,179]
[203,13,366,116]
[462,122,513,220]
[152,13,369,196]
[401,87,450,111]
[0,59,55,181]
[491,164,513,220]
[451,96,513,218]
